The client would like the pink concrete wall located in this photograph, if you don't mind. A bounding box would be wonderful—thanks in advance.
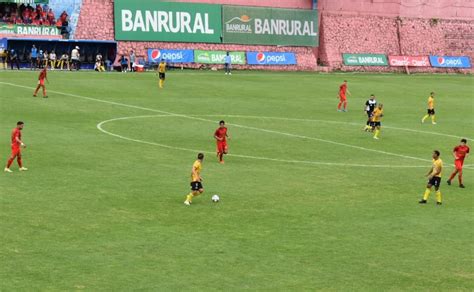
[318,13,473,72]
[318,0,474,20]
[175,0,312,9]
[75,0,114,40]
[75,0,473,72]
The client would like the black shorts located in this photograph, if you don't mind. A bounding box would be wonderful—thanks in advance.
[372,121,381,127]
[190,181,203,191]
[159,72,165,80]
[427,109,435,115]
[367,111,373,119]
[428,176,441,187]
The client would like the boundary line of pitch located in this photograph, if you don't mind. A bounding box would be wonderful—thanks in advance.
[2,81,471,170]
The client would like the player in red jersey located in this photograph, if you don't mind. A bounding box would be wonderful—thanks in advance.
[447,139,470,188]
[4,121,28,173]
[33,67,48,98]
[337,80,351,112]
[214,120,229,164]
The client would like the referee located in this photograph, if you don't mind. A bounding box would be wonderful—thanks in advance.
[224,51,232,75]
[364,94,377,131]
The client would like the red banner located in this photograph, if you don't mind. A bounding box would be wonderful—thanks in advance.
[389,56,430,67]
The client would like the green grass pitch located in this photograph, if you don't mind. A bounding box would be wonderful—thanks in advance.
[0,70,473,290]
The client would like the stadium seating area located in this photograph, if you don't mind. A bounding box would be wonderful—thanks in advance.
[0,3,67,27]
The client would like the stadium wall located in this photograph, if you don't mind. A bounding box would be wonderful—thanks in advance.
[318,0,473,73]
[74,0,318,71]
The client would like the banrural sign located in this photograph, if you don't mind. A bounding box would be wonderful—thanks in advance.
[114,0,222,43]
[222,6,318,47]
[0,24,60,36]
[343,53,389,66]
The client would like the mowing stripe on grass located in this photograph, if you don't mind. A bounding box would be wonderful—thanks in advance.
[2,81,469,169]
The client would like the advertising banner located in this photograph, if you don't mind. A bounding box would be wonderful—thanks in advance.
[194,50,246,64]
[0,23,60,36]
[114,0,222,43]
[343,53,388,66]
[147,49,194,63]
[247,52,296,65]
[429,55,471,68]
[388,56,430,67]
[222,5,318,47]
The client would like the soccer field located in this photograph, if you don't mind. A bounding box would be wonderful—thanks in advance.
[1,70,473,290]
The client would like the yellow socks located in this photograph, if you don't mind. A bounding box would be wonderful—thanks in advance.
[431,115,436,123]
[436,191,442,203]
[374,129,380,138]
[185,193,193,203]
[159,80,164,88]
[423,188,431,200]
[422,114,429,122]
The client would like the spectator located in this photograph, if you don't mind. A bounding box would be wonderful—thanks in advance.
[129,50,136,72]
[30,45,38,70]
[59,53,69,70]
[94,59,105,72]
[120,55,128,73]
[0,3,55,26]
[60,17,70,39]
[0,48,7,70]
[9,49,20,70]
[71,46,80,70]
[105,58,112,71]
[42,50,48,68]
[49,50,56,70]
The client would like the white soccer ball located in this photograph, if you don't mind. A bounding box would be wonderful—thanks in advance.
[211,195,220,203]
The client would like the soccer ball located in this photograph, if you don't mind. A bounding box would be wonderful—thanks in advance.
[211,195,220,203]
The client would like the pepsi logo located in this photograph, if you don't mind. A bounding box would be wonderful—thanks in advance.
[256,52,265,63]
[151,49,161,61]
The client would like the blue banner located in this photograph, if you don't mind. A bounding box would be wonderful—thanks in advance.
[246,52,297,65]
[147,49,194,63]
[429,55,471,68]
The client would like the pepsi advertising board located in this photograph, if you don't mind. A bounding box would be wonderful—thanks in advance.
[429,55,471,68]
[147,49,194,63]
[247,52,297,65]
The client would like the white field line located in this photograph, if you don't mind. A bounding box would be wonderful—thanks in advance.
[2,81,471,169]
[195,114,473,140]
[97,115,426,168]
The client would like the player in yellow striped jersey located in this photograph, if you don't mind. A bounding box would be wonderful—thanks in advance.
[371,104,384,140]
[419,150,443,205]
[421,92,436,124]
[184,153,204,206]
[157,60,166,89]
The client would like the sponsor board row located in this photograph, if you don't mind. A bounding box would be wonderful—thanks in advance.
[114,0,318,47]
[147,49,297,65]
[343,53,471,68]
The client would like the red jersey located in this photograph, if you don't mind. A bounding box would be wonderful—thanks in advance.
[11,128,21,147]
[339,83,347,94]
[454,145,470,161]
[39,69,47,80]
[214,127,228,142]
